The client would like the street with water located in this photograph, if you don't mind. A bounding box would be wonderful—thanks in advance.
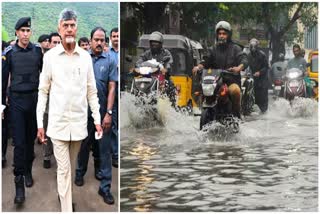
[120,93,318,212]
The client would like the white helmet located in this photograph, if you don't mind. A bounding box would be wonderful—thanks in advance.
[215,21,232,33]
[149,31,163,44]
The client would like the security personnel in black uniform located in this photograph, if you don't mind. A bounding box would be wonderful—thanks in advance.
[2,44,10,168]
[247,38,269,113]
[2,17,43,204]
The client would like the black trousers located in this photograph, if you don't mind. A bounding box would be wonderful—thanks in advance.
[2,107,9,160]
[10,92,37,176]
[254,85,268,113]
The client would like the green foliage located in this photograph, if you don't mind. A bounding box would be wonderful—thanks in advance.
[2,2,118,42]
[224,2,318,43]
[2,25,9,42]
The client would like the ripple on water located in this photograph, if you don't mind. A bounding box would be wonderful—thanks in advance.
[152,168,195,173]
[211,177,239,184]
[147,181,175,189]
[183,200,212,206]
[167,189,200,196]
[174,182,198,189]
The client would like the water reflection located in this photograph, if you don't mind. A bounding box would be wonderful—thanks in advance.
[125,141,158,212]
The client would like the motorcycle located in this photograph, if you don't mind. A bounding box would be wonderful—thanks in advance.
[200,69,239,133]
[241,70,255,115]
[283,68,307,101]
[272,66,285,98]
[131,59,165,105]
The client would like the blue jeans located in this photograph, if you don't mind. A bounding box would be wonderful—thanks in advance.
[99,127,112,193]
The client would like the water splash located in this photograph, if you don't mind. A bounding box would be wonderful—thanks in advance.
[268,97,318,119]
[121,92,318,145]
[120,92,164,129]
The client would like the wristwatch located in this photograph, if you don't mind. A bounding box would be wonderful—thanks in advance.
[107,110,113,115]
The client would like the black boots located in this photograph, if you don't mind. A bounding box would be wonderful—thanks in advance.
[74,176,84,186]
[25,173,33,187]
[43,160,51,169]
[14,175,25,204]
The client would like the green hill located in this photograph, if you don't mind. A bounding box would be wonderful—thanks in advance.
[2,2,118,42]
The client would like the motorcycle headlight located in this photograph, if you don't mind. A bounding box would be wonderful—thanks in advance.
[289,80,300,87]
[286,69,302,79]
[202,83,215,96]
[288,72,299,79]
[139,67,153,75]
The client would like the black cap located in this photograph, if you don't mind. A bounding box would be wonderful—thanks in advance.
[38,34,49,42]
[15,17,31,30]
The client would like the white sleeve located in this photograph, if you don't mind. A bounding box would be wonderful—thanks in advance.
[36,53,51,129]
[86,56,101,125]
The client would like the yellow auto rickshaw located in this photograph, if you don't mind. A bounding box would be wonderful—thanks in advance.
[138,34,203,111]
[307,50,318,100]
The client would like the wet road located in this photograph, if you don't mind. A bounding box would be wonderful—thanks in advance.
[120,93,318,212]
[2,139,118,212]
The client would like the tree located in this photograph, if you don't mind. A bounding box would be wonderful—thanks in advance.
[224,2,318,63]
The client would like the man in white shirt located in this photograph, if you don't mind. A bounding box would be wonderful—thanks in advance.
[36,8,102,212]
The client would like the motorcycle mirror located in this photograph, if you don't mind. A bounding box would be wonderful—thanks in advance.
[162,56,170,63]
[125,55,133,62]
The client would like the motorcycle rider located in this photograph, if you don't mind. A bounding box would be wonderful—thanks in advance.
[247,38,269,113]
[271,53,287,82]
[287,44,307,73]
[192,21,248,118]
[287,44,313,97]
[135,31,176,106]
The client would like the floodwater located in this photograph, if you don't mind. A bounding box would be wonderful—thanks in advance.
[120,93,318,212]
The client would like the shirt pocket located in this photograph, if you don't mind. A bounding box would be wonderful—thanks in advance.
[72,66,87,88]
[96,64,109,83]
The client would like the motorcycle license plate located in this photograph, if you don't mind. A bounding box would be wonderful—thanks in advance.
[203,76,216,81]
[275,86,281,90]
[135,78,152,82]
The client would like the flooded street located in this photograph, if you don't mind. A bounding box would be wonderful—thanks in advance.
[120,93,318,212]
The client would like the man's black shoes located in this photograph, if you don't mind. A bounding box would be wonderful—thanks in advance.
[25,173,33,187]
[98,189,114,205]
[43,160,51,169]
[14,175,25,204]
[74,176,84,186]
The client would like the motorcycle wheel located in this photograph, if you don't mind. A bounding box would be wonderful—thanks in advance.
[241,92,253,116]
[200,108,214,130]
